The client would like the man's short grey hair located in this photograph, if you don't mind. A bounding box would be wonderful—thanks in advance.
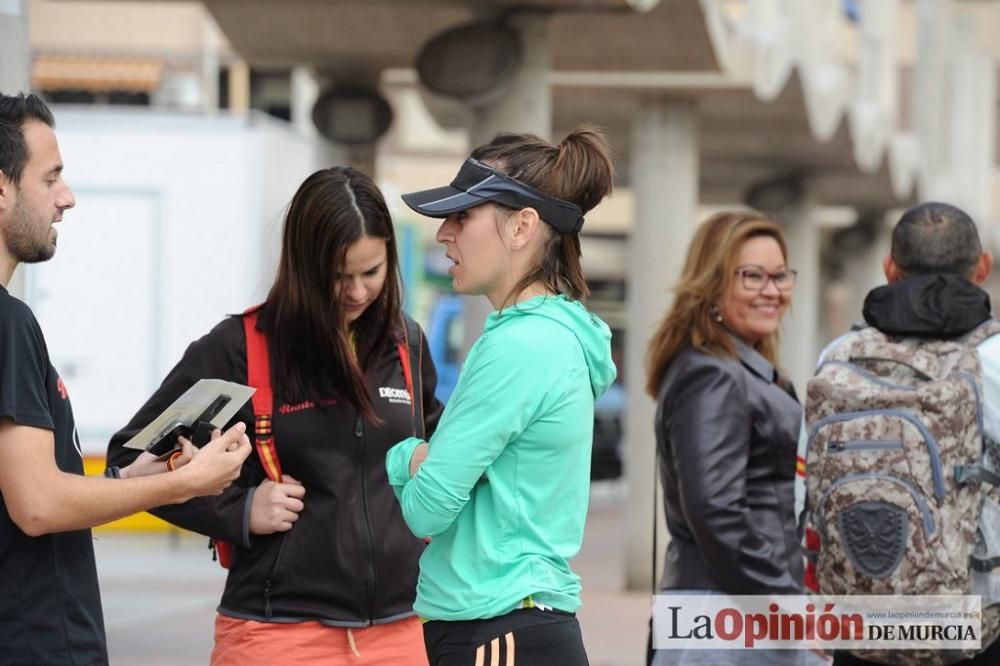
[891,202,982,277]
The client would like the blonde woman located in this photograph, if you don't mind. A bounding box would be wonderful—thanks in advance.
[647,212,809,665]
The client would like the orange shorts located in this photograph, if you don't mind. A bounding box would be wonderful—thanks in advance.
[211,613,428,666]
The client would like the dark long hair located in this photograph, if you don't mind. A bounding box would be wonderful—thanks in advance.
[471,125,614,306]
[260,167,401,420]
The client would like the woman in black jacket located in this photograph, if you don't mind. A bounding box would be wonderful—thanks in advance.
[646,212,808,665]
[106,167,442,665]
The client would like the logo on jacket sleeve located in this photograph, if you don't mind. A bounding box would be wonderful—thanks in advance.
[378,386,412,405]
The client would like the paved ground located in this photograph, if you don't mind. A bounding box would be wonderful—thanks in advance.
[96,481,651,665]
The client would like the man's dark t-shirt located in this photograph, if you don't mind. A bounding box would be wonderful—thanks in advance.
[0,286,107,665]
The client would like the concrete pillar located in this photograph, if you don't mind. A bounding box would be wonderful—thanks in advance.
[1,0,29,300]
[943,14,994,222]
[912,4,995,221]
[468,13,551,147]
[836,215,891,335]
[295,68,387,177]
[624,97,699,591]
[291,67,321,136]
[0,0,28,94]
[779,195,821,393]
[200,16,221,114]
[912,0,951,199]
[228,59,251,115]
[462,11,552,356]
[290,67,348,171]
[345,144,378,180]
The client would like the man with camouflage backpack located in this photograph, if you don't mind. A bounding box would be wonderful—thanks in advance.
[803,202,1000,665]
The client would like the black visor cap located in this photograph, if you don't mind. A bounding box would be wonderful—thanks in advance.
[401,158,585,234]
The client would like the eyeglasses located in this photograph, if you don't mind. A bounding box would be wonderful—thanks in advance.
[734,265,797,292]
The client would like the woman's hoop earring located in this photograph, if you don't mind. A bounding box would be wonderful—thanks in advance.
[710,304,724,323]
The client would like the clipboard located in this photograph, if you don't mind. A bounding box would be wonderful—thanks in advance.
[122,379,255,457]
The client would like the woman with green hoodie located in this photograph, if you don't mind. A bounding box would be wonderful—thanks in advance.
[386,126,617,665]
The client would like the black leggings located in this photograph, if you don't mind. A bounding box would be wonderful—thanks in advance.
[423,608,590,666]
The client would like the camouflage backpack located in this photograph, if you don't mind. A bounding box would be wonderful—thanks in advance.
[803,320,1000,665]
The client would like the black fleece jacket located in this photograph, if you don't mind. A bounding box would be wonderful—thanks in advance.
[107,313,443,626]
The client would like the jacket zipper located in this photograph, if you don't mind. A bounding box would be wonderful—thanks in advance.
[263,535,287,618]
[357,414,378,623]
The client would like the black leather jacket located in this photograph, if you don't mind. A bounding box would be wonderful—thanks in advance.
[654,339,804,594]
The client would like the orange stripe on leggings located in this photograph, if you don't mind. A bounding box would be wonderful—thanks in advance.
[505,632,515,666]
[475,644,485,666]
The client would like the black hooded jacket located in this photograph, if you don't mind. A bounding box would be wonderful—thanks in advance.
[862,273,991,338]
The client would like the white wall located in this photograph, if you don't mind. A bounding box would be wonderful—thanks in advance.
[25,107,316,454]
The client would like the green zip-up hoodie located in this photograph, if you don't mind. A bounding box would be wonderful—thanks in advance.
[386,294,617,621]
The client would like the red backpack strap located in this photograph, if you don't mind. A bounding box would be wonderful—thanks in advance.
[396,315,425,440]
[242,306,282,482]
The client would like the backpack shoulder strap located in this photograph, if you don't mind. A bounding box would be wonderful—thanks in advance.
[816,329,868,366]
[242,306,282,482]
[397,314,425,440]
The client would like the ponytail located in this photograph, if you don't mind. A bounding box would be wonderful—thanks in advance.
[550,126,615,214]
